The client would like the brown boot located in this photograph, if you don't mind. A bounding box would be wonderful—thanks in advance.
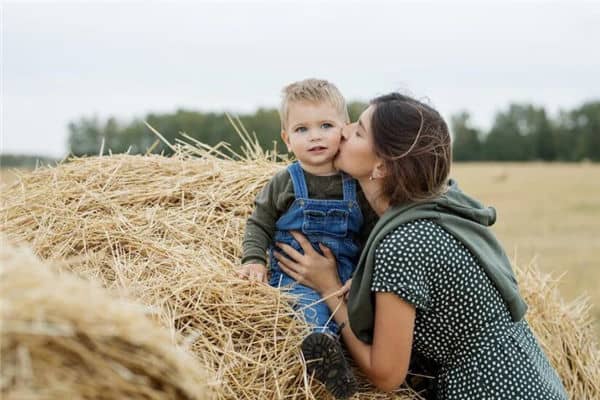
[301,332,357,399]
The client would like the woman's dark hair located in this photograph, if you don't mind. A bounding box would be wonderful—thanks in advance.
[370,93,452,206]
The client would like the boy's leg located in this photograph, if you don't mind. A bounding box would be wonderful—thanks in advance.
[268,254,335,331]
[290,284,339,334]
[289,284,357,399]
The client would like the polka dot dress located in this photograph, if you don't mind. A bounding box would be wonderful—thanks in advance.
[371,219,567,400]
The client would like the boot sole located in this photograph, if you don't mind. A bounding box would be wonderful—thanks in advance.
[301,332,357,399]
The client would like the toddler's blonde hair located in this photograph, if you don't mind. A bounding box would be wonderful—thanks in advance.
[280,78,349,130]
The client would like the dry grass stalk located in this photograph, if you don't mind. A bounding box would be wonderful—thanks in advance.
[0,239,215,400]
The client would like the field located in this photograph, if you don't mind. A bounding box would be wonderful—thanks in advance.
[2,163,599,335]
[451,163,600,335]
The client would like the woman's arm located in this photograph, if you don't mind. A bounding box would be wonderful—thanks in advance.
[326,291,415,391]
[274,231,415,392]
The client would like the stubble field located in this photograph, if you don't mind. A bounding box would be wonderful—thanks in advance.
[451,162,600,335]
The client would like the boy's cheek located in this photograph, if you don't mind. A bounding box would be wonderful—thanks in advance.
[334,132,343,146]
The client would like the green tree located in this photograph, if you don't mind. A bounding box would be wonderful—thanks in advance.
[239,108,282,152]
[67,117,104,156]
[572,102,600,161]
[0,154,58,168]
[555,102,600,161]
[483,104,553,161]
[348,101,368,122]
[451,111,482,161]
[530,108,556,161]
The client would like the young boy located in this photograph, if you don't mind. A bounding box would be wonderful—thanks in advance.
[239,78,377,399]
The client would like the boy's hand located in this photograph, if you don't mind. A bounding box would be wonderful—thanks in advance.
[237,263,268,284]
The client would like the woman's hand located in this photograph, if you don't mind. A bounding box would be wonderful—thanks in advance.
[273,231,342,296]
[339,278,352,301]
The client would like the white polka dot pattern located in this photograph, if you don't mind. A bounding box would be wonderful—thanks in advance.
[371,219,567,399]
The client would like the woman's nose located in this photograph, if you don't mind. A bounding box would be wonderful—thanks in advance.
[340,124,349,140]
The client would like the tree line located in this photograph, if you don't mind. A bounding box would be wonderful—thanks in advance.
[452,101,600,161]
[0,154,60,168]
[11,99,600,167]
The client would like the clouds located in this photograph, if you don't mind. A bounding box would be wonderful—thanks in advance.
[3,1,599,156]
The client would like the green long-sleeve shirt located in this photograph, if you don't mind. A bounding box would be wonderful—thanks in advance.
[242,167,379,266]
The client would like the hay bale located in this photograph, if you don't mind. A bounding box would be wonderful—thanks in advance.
[0,147,418,399]
[1,136,597,399]
[518,263,600,398]
[0,239,215,400]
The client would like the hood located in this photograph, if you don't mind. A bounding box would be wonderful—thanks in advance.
[435,179,497,227]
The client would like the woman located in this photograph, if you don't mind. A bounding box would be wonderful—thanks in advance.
[273,93,567,399]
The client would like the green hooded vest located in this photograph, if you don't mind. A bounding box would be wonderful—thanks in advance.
[347,179,527,344]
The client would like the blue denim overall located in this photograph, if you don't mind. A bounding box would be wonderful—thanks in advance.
[268,162,363,334]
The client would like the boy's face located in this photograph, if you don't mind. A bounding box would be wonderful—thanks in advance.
[281,101,346,175]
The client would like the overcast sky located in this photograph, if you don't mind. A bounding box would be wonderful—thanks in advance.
[2,0,599,157]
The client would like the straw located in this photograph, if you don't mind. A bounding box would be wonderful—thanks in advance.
[0,239,215,400]
[517,261,600,398]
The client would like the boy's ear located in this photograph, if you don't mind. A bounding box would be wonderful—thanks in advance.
[281,130,292,152]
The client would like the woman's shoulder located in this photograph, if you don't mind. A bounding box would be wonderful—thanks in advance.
[378,219,444,250]
[373,219,451,274]
[372,219,438,310]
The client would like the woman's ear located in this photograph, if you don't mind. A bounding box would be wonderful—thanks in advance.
[372,160,387,180]
[281,130,292,152]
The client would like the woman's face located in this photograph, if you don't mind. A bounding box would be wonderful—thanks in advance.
[334,105,380,180]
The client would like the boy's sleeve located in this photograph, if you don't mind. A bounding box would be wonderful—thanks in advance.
[241,174,284,266]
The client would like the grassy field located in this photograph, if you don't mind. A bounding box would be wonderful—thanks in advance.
[451,163,600,335]
[2,163,599,334]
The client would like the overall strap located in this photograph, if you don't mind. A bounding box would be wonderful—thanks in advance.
[341,172,357,201]
[287,161,309,199]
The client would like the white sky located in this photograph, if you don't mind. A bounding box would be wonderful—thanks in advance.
[2,0,599,157]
